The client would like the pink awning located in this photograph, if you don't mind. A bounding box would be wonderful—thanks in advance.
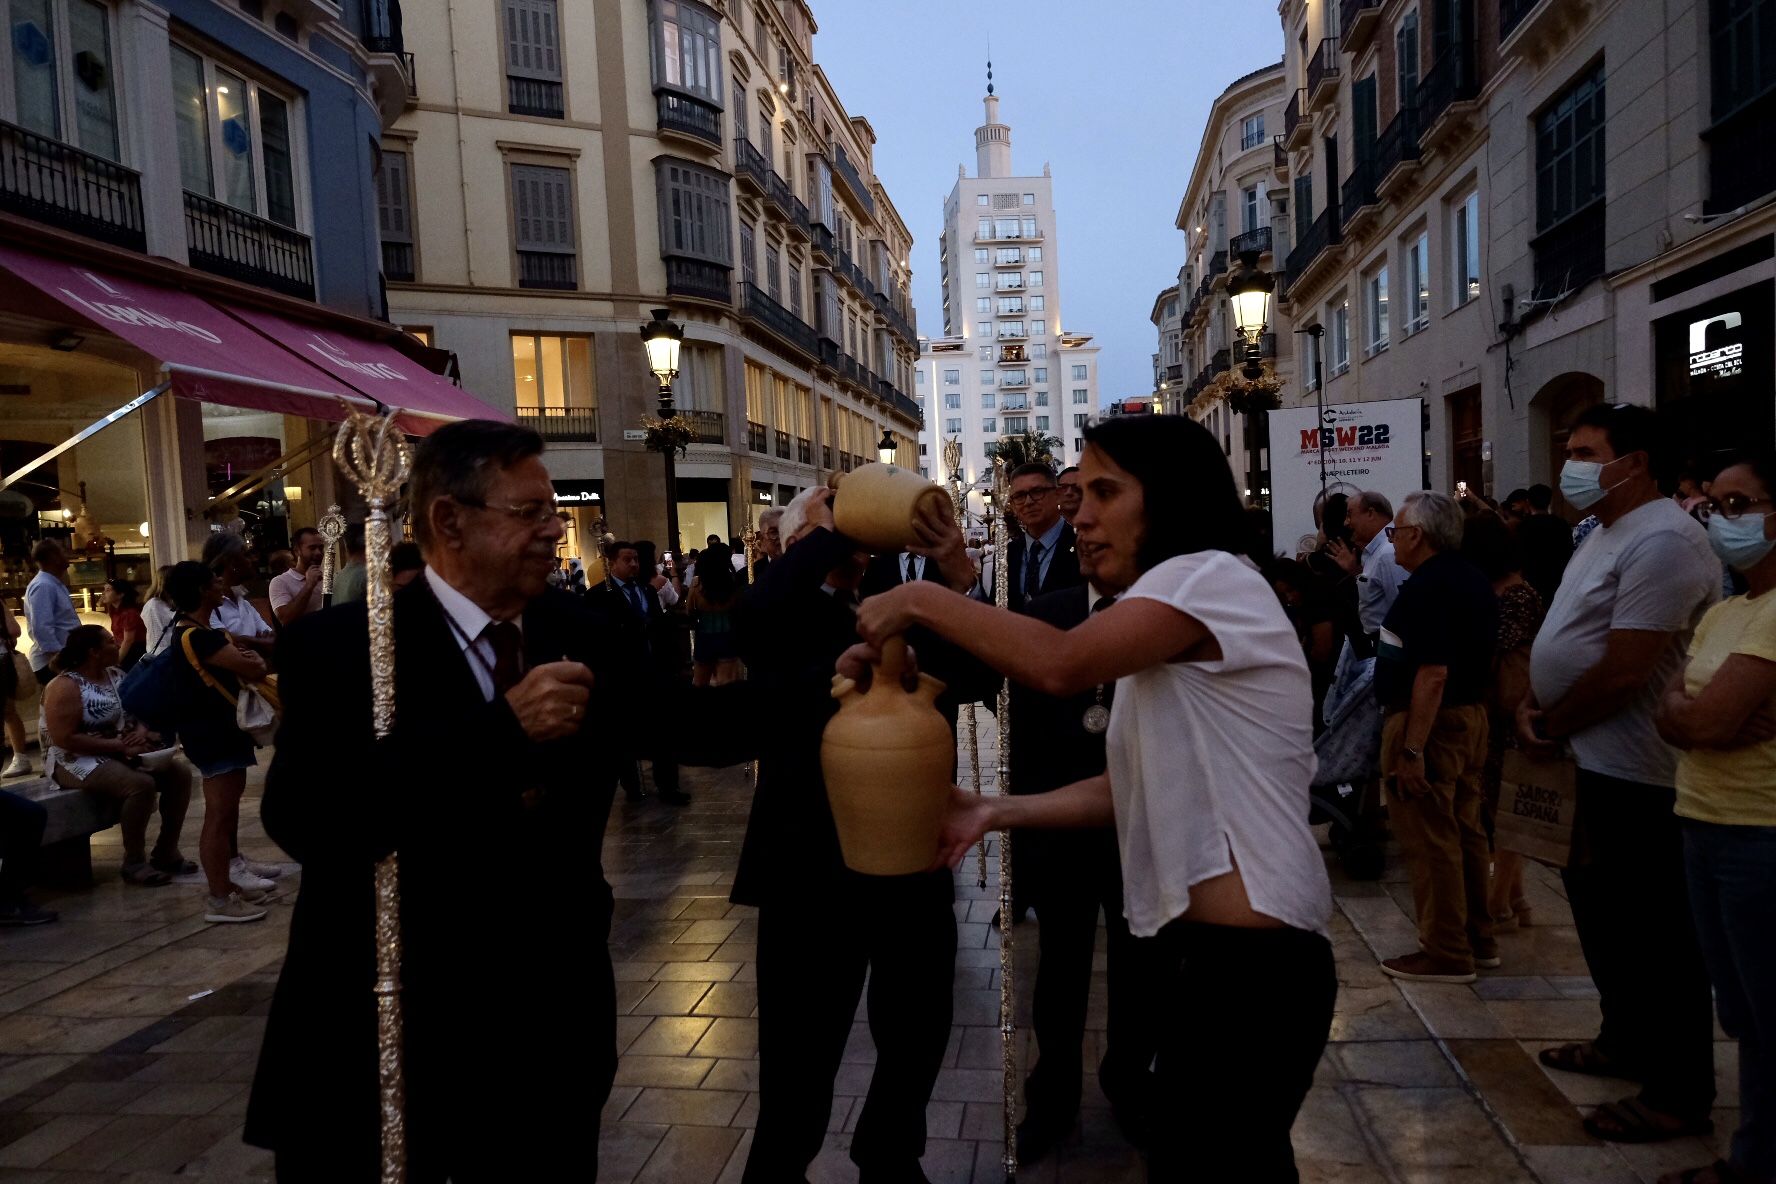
[0,245,375,419]
[225,306,506,435]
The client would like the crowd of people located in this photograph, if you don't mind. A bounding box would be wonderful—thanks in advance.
[0,400,1771,1184]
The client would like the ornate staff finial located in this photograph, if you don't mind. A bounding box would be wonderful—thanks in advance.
[318,505,346,603]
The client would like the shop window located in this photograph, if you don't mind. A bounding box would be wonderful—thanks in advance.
[4,0,118,159]
[170,44,301,227]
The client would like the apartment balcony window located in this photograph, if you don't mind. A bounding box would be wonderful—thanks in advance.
[512,332,596,439]
[684,409,725,444]
[1500,0,1541,42]
[1285,203,1341,285]
[1240,112,1266,150]
[1375,99,1422,192]
[740,280,818,362]
[1306,38,1340,110]
[377,146,415,281]
[775,429,790,460]
[505,0,563,117]
[381,241,414,283]
[656,93,721,146]
[650,0,721,143]
[656,157,731,301]
[511,163,576,289]
[797,437,812,464]
[747,420,767,453]
[0,118,144,251]
[1532,62,1605,300]
[1417,42,1478,141]
[1705,0,1776,213]
[1229,226,1271,256]
[1341,0,1383,54]
[1284,89,1309,149]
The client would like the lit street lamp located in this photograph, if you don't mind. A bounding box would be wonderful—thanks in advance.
[1228,249,1275,381]
[640,307,685,556]
[876,429,897,466]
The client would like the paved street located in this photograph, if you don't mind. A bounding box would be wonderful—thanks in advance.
[0,740,1740,1183]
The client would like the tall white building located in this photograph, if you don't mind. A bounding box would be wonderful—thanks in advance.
[916,80,1101,494]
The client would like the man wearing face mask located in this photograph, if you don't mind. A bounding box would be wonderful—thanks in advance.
[1518,403,1722,1145]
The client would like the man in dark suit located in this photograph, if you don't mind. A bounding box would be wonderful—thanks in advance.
[589,540,688,805]
[1008,550,1158,1162]
[246,421,746,1182]
[995,462,1083,613]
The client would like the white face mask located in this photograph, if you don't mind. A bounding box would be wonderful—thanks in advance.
[1559,456,1627,511]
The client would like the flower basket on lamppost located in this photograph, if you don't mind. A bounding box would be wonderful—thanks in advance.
[1225,374,1284,417]
[639,307,685,555]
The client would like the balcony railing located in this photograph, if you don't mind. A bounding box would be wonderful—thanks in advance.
[381,240,414,282]
[810,222,834,258]
[832,144,875,217]
[822,444,833,468]
[774,429,791,460]
[183,191,315,300]
[657,92,721,146]
[1500,0,1541,42]
[1531,200,1604,303]
[1208,250,1229,282]
[1229,226,1272,257]
[508,76,564,119]
[1284,90,1307,147]
[1342,156,1378,223]
[1376,100,1422,186]
[516,249,576,290]
[740,281,818,362]
[797,436,812,464]
[892,390,922,425]
[1210,348,1232,375]
[1418,44,1478,138]
[1165,363,1184,383]
[683,409,725,444]
[516,405,598,441]
[1341,0,1383,52]
[1307,38,1341,108]
[734,138,770,194]
[664,256,730,303]
[1285,204,1341,286]
[747,420,767,453]
[0,119,145,251]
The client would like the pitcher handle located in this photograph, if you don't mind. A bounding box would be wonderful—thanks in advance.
[876,634,907,684]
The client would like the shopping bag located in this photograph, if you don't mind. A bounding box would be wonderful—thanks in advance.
[1494,749,1577,868]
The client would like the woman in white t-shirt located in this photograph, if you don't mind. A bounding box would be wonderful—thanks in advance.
[856,415,1335,1181]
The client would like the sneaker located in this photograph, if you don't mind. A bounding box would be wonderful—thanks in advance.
[228,857,276,893]
[0,901,58,926]
[236,856,284,880]
[4,755,30,777]
[204,893,267,924]
[1381,952,1477,984]
[1474,949,1503,970]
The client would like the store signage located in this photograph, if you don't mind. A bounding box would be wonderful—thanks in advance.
[302,333,409,381]
[1267,398,1425,556]
[622,429,646,441]
[551,480,602,504]
[60,270,223,343]
[1688,311,1745,380]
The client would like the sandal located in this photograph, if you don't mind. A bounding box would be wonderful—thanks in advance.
[1538,1041,1642,1080]
[1657,1161,1747,1184]
[120,862,173,887]
[1584,1098,1715,1144]
[150,854,199,876]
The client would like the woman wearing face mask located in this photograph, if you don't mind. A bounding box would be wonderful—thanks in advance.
[1654,450,1776,1184]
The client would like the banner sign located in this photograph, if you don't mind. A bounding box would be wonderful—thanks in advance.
[1267,398,1424,556]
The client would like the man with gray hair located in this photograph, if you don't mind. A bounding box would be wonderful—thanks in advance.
[1326,489,1410,638]
[754,506,784,578]
[1374,491,1500,984]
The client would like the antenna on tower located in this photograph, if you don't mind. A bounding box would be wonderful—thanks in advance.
[986,36,994,95]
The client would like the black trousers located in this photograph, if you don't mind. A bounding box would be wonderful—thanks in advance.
[1020,828,1159,1120]
[0,787,45,908]
[1147,922,1335,1183]
[1562,770,1716,1118]
[744,869,956,1181]
[618,756,679,797]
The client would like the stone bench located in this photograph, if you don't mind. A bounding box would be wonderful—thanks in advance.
[11,773,123,886]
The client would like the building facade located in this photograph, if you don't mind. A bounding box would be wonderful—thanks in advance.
[0,0,416,630]
[382,0,922,556]
[915,87,1101,495]
[1160,61,1295,504]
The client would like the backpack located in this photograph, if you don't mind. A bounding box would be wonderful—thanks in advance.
[117,632,198,734]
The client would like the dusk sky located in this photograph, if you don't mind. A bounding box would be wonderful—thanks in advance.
[810,1,1287,408]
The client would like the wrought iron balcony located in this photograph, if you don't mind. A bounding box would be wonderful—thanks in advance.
[740,281,817,362]
[1229,226,1272,257]
[1341,156,1379,234]
[1275,135,1289,173]
[832,144,875,217]
[1307,39,1341,110]
[1376,100,1423,195]
[0,120,145,251]
[810,222,834,259]
[840,453,853,473]
[733,138,770,195]
[1208,250,1230,289]
[1210,348,1232,375]
[1341,0,1383,54]
[657,92,721,147]
[516,249,576,290]
[1500,0,1542,43]
[1531,200,1604,303]
[516,405,598,441]
[891,390,922,425]
[747,420,767,453]
[822,444,833,469]
[684,409,725,444]
[1418,44,1478,146]
[775,429,791,460]
[1285,204,1341,292]
[381,240,414,282]
[1165,363,1184,383]
[664,256,730,303]
[508,76,564,119]
[1284,90,1309,149]
[184,191,315,300]
[797,436,812,464]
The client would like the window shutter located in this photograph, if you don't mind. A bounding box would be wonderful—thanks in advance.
[512,164,573,252]
[378,150,412,242]
[1353,75,1378,160]
[505,0,560,80]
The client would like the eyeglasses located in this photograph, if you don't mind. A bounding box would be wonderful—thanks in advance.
[1698,494,1774,522]
[1384,524,1416,542]
[1006,487,1057,507]
[456,497,561,528]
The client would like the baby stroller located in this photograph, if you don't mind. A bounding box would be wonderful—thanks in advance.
[1311,643,1386,880]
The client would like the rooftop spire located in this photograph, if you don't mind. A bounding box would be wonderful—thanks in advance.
[975,50,1011,176]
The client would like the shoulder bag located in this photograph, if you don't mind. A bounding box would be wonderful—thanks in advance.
[181,629,281,746]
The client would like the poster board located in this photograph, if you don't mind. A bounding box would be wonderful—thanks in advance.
[1267,398,1424,556]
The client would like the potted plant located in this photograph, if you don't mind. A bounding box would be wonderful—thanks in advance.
[641,414,696,458]
[1225,373,1284,417]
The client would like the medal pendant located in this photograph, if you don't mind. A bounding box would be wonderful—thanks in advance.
[1082,703,1110,734]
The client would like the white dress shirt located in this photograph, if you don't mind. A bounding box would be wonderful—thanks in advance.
[426,567,522,702]
[1355,531,1409,636]
[211,588,273,639]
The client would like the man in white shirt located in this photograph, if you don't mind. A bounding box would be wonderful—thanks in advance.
[1326,490,1408,637]
[268,528,326,626]
[201,534,274,659]
[24,539,80,687]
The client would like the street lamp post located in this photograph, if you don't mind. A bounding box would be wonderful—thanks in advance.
[1228,249,1275,381]
[876,429,897,466]
[640,308,685,557]
[1296,324,1329,499]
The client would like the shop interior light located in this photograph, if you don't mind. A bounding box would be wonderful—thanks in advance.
[138,521,149,537]
[283,485,303,502]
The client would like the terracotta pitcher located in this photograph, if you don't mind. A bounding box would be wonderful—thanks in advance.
[832,463,955,552]
[822,635,953,875]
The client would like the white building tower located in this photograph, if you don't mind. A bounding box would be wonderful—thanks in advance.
[915,66,1101,497]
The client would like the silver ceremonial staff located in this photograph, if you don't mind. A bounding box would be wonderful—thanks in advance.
[318,505,345,608]
[332,407,414,1183]
[992,455,1017,1181]
[943,436,989,889]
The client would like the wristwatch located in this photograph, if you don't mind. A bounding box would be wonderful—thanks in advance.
[1402,745,1424,761]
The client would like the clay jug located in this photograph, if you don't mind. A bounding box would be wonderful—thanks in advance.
[832,463,955,552]
[822,635,953,875]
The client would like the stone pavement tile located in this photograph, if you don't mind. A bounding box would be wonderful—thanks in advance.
[0,1016,152,1058]
[711,941,756,964]
[612,1055,715,1089]
[1332,1040,1460,1088]
[1547,975,1603,1000]
[1327,984,1431,1042]
[1444,1038,1599,1147]
[634,1123,743,1184]
[1504,925,1595,978]
[615,1015,653,1055]
[614,980,651,1014]
[44,1054,157,1085]
[613,961,665,981]
[0,1059,77,1109]
[730,962,757,984]
[0,1114,109,1169]
[0,1169,56,1182]
[729,1091,758,1129]
[693,984,757,1018]
[28,1080,154,1114]
[1520,1144,1644,1183]
[1353,1085,1533,1177]
[676,898,737,920]
[1717,1041,1740,1107]
[701,1058,759,1093]
[677,919,741,946]
[595,1121,669,1184]
[94,1114,237,1172]
[176,1126,275,1179]
[714,1129,753,1184]
[1605,1134,1724,1184]
[955,922,991,950]
[653,962,741,983]
[1520,1041,1644,1107]
[1484,998,1605,1040]
[955,1025,1004,1070]
[1474,975,1567,1001]
[833,1061,875,1097]
[692,1018,758,1059]
[925,1099,964,1141]
[618,943,721,964]
[1397,982,1510,1039]
[37,1114,170,1170]
[931,1067,1002,1102]
[952,988,1000,1027]
[625,1017,713,1057]
[624,1087,747,1127]
[0,965,67,989]
[632,980,712,1016]
[1288,1084,1378,1171]
[959,1100,1004,1141]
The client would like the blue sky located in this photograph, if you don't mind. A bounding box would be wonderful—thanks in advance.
[810,1,1285,407]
